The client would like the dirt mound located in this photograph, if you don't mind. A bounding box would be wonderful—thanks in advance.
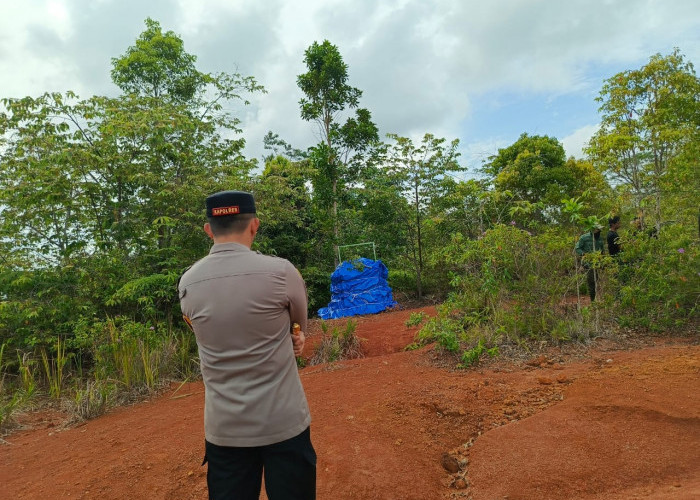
[1,306,698,500]
[467,347,700,500]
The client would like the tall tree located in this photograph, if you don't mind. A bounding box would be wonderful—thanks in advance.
[252,155,314,267]
[111,18,263,114]
[384,133,462,298]
[587,49,700,229]
[483,133,608,224]
[297,40,379,264]
[111,18,206,103]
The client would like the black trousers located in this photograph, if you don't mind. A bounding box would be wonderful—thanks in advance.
[586,267,598,301]
[204,427,316,500]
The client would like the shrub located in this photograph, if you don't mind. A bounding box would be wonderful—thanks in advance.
[460,339,499,368]
[417,315,464,353]
[615,223,698,329]
[0,344,36,435]
[416,224,606,363]
[0,390,24,435]
[405,311,428,327]
[388,269,416,297]
[310,319,363,365]
[40,336,69,399]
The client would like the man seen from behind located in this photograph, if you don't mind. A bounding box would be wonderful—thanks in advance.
[178,190,316,500]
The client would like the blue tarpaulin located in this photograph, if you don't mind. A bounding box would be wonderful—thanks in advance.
[318,258,397,320]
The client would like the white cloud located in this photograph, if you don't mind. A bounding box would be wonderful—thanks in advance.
[0,0,77,97]
[454,137,513,181]
[441,0,700,93]
[561,124,600,159]
[0,0,698,162]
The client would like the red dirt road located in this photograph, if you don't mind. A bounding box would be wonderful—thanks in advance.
[1,306,699,499]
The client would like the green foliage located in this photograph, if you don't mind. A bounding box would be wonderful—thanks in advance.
[460,339,499,368]
[583,49,699,330]
[614,223,698,329]
[483,133,566,179]
[70,380,117,421]
[0,264,101,355]
[310,319,363,365]
[0,390,25,434]
[89,318,174,390]
[109,272,179,323]
[388,269,416,296]
[40,336,68,399]
[587,49,700,224]
[0,343,6,392]
[0,17,264,358]
[298,40,361,122]
[262,131,306,162]
[253,155,315,267]
[297,40,379,262]
[172,330,200,380]
[417,316,463,353]
[431,179,500,239]
[483,134,610,223]
[300,267,332,316]
[111,18,206,103]
[0,344,36,434]
[405,311,428,327]
[384,133,463,298]
[17,352,37,398]
[416,223,602,362]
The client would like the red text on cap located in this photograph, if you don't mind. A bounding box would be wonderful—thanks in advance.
[212,206,240,216]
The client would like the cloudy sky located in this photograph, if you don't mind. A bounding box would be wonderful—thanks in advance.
[1,0,699,177]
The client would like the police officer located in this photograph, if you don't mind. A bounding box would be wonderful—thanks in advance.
[178,190,316,500]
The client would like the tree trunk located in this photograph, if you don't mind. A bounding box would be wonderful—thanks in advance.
[415,181,423,299]
[326,115,340,267]
[333,178,339,266]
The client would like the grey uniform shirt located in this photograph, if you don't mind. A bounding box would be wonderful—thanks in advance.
[178,242,311,447]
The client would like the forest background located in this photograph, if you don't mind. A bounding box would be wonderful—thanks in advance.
[0,19,698,426]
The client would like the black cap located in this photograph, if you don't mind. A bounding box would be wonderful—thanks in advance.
[206,191,256,217]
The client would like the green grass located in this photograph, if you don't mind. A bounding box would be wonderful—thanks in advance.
[40,336,68,399]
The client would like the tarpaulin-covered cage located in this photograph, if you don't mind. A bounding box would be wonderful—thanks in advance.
[318,258,397,320]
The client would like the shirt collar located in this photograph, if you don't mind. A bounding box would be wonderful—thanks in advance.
[209,242,251,255]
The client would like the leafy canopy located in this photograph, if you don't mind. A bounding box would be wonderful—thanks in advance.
[483,133,609,220]
[297,40,362,128]
[111,18,207,103]
[587,48,700,224]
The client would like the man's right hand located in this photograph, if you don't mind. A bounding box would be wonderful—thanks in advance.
[292,329,305,356]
